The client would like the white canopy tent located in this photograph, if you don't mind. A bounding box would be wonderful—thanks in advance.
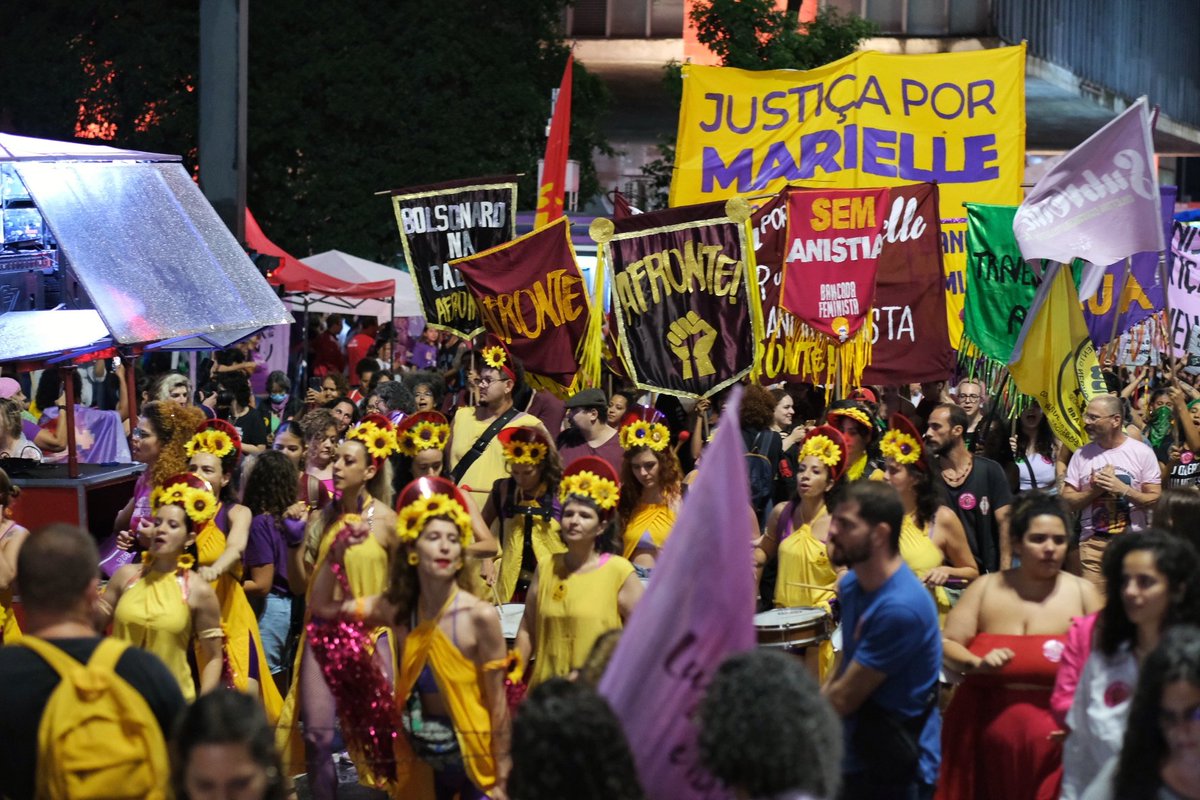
[289,249,421,322]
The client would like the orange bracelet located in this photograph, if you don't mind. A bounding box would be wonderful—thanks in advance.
[354,597,366,622]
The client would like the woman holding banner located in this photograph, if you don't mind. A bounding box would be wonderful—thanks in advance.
[518,457,643,688]
[617,415,682,573]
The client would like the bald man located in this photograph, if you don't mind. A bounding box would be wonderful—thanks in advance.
[1062,394,1162,591]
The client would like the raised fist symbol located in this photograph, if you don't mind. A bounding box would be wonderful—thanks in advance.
[667,311,717,381]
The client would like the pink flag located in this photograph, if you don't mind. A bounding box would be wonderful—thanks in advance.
[598,386,757,800]
[1013,96,1163,297]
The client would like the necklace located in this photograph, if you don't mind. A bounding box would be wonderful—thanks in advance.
[941,455,973,487]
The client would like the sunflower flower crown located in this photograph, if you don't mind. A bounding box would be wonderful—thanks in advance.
[398,420,450,457]
[799,434,842,469]
[880,429,922,466]
[619,420,670,452]
[184,429,235,459]
[346,420,399,461]
[481,346,508,370]
[396,493,474,546]
[151,483,219,526]
[503,438,548,466]
[559,470,620,511]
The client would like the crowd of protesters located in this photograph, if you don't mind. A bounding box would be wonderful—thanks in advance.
[0,312,1199,800]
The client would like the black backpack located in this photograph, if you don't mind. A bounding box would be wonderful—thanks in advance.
[746,430,775,523]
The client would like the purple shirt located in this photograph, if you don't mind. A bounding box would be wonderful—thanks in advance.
[411,342,438,370]
[244,513,292,595]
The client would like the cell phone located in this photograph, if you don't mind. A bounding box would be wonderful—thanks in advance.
[112,356,122,369]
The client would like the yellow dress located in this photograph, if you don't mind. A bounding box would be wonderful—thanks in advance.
[194,514,283,723]
[622,502,676,560]
[773,507,836,609]
[0,522,24,645]
[898,513,952,623]
[449,407,539,509]
[531,552,635,687]
[495,493,566,603]
[111,567,196,702]
[276,520,394,787]
[393,593,502,797]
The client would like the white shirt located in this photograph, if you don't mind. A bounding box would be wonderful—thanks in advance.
[1062,645,1139,799]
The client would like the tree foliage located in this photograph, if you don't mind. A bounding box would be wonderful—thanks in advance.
[640,1,875,208]
[0,0,610,262]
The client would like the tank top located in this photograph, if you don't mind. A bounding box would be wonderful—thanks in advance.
[0,522,26,644]
[622,502,676,560]
[112,567,196,701]
[898,513,952,621]
[493,480,565,603]
[773,501,836,608]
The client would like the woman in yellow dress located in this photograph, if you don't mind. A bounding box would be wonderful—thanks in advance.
[757,425,849,611]
[518,456,645,688]
[825,403,884,482]
[100,473,224,701]
[276,414,399,800]
[0,468,29,644]
[481,427,566,603]
[616,415,682,573]
[185,419,283,721]
[880,413,979,623]
[310,475,512,800]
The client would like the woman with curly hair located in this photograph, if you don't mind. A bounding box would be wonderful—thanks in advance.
[275,415,399,799]
[240,449,303,694]
[102,400,207,577]
[740,383,784,524]
[617,415,683,573]
[1099,625,1200,800]
[404,370,447,414]
[1059,532,1200,799]
[99,473,225,702]
[769,387,807,505]
[298,407,339,499]
[508,678,644,800]
[310,475,511,800]
[880,414,979,622]
[481,427,566,603]
[186,420,283,721]
[171,690,289,800]
[518,457,644,688]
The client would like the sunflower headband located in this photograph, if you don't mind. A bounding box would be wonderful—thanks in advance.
[828,407,873,430]
[346,420,399,462]
[185,429,235,459]
[151,482,219,526]
[398,419,450,457]
[480,345,516,382]
[559,470,620,511]
[880,429,922,466]
[799,434,842,469]
[396,493,473,545]
[619,420,670,452]
[503,438,548,466]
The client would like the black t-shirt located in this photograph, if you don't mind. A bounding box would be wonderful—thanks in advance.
[231,406,269,448]
[936,456,1013,574]
[0,637,186,800]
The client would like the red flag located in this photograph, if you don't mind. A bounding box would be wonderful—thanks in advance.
[612,187,634,219]
[534,54,573,228]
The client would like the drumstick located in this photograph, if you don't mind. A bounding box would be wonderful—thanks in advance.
[787,581,836,592]
[489,581,502,606]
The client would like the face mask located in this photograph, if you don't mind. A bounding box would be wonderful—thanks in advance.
[270,393,288,404]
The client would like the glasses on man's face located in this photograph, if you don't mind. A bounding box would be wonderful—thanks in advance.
[1159,704,1200,730]
[958,394,981,402]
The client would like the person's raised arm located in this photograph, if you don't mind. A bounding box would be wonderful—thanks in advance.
[197,503,251,582]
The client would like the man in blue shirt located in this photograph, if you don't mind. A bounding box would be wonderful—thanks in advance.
[823,481,941,800]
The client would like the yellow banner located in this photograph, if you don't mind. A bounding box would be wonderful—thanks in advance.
[671,45,1026,345]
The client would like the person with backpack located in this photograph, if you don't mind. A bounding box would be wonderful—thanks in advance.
[0,523,185,800]
[739,384,785,526]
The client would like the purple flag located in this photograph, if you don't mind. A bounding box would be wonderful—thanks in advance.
[598,386,757,800]
[1014,97,1163,285]
[1082,186,1176,344]
[40,405,132,464]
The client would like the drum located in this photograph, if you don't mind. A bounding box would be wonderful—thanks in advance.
[754,607,832,651]
[498,603,525,648]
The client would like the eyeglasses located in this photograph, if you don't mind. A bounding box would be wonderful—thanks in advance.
[476,375,510,388]
[1158,704,1200,729]
[958,394,981,402]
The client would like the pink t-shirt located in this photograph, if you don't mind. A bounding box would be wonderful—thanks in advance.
[1065,436,1161,540]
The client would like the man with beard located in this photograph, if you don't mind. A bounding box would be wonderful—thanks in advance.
[823,481,941,800]
[925,403,1013,573]
[1061,393,1161,591]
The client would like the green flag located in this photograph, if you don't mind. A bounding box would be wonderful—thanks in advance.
[962,204,1042,364]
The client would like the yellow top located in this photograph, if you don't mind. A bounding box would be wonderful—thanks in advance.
[394,594,498,797]
[531,552,635,687]
[898,513,951,622]
[622,502,676,560]
[112,568,196,702]
[774,507,837,609]
[195,515,283,723]
[276,517,394,787]
[0,522,24,644]
[449,407,539,509]
[496,495,566,603]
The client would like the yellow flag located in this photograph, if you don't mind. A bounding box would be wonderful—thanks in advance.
[1008,262,1107,451]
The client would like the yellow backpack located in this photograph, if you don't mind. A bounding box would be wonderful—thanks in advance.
[19,636,171,800]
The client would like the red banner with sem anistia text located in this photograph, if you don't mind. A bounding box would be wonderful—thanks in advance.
[754,183,952,385]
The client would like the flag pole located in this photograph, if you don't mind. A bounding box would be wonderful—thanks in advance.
[1160,252,1179,385]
